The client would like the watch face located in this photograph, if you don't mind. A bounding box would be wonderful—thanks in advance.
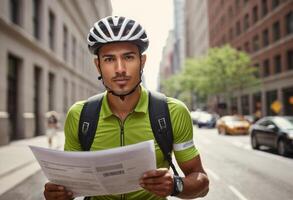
[176,176,184,192]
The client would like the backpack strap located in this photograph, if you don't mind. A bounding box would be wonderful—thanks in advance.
[148,91,179,176]
[78,93,104,151]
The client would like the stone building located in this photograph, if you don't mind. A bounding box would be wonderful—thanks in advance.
[0,0,112,145]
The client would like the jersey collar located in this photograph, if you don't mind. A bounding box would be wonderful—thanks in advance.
[100,85,149,119]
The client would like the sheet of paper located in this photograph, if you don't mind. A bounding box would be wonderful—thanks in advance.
[29,140,156,197]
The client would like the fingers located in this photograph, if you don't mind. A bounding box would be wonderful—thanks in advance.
[44,182,73,200]
[139,168,173,197]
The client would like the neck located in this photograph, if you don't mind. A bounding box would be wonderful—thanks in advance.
[107,86,141,121]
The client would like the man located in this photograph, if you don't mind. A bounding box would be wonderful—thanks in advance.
[44,16,209,200]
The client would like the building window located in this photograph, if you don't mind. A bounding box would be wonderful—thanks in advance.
[235,0,241,9]
[243,0,248,6]
[48,72,55,110]
[274,54,282,73]
[287,50,293,70]
[252,6,258,23]
[48,10,55,50]
[243,14,249,31]
[32,0,41,39]
[272,0,280,10]
[63,24,68,61]
[263,59,270,77]
[236,21,241,36]
[244,41,250,52]
[266,90,278,116]
[72,36,76,66]
[286,11,293,35]
[261,0,268,17]
[252,35,260,52]
[272,21,281,41]
[63,78,68,114]
[262,29,269,47]
[229,28,234,40]
[228,6,233,18]
[10,0,21,25]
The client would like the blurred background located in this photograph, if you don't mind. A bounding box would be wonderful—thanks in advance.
[0,0,293,199]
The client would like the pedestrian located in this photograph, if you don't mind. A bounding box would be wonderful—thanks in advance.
[46,111,59,148]
[43,16,209,200]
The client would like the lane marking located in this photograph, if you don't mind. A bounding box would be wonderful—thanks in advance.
[206,168,220,181]
[228,185,248,200]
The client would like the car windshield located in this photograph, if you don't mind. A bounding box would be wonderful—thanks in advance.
[224,116,244,122]
[273,117,293,130]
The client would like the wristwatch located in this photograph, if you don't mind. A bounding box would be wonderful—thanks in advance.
[171,175,184,196]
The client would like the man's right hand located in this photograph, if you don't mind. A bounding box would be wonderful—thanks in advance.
[44,182,73,200]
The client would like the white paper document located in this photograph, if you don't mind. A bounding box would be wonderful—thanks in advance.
[29,140,156,197]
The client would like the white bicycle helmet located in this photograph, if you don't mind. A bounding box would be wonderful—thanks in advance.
[87,16,149,54]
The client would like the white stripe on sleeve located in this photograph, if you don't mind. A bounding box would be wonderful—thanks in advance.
[173,140,194,151]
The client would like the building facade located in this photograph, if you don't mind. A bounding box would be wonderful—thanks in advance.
[208,0,293,117]
[185,0,209,58]
[0,0,112,146]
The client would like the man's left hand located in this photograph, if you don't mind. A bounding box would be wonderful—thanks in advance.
[139,168,174,197]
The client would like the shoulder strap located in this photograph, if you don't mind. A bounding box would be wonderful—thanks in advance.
[78,94,104,151]
[148,91,179,176]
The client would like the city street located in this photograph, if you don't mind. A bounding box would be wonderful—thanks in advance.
[1,127,293,200]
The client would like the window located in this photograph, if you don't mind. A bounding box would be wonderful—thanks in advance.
[63,24,68,61]
[273,21,281,41]
[243,14,249,31]
[48,72,55,110]
[10,0,21,25]
[243,0,248,6]
[286,11,293,35]
[274,54,282,73]
[253,6,258,23]
[272,0,280,10]
[263,59,270,77]
[229,28,234,40]
[266,90,278,115]
[63,78,68,114]
[261,0,268,17]
[228,6,233,18]
[244,41,250,52]
[235,0,241,9]
[72,36,76,66]
[252,35,260,52]
[236,21,241,35]
[287,50,293,70]
[33,0,41,39]
[48,10,55,50]
[262,29,269,47]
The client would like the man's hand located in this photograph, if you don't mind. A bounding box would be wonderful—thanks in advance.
[44,182,73,200]
[139,168,174,197]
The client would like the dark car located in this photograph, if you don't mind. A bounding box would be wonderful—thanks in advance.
[250,116,293,156]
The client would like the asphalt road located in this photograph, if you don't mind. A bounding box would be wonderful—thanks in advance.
[1,127,293,200]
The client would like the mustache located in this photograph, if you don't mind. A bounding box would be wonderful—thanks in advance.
[112,73,131,81]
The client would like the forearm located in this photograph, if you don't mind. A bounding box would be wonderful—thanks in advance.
[177,172,209,199]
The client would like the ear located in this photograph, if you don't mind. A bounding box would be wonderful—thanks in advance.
[140,54,147,70]
[94,57,101,75]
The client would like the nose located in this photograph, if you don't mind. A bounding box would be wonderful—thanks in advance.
[115,57,126,73]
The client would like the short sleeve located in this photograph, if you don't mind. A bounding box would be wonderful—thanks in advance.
[168,98,199,163]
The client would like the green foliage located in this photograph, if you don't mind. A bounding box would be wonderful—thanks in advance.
[160,45,260,105]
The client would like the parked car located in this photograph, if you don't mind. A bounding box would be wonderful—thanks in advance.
[197,112,219,128]
[244,115,256,124]
[190,110,203,125]
[216,115,250,135]
[250,116,293,156]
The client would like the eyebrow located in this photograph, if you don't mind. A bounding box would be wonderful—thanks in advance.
[101,51,137,58]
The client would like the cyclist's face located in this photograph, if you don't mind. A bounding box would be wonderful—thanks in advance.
[95,42,146,95]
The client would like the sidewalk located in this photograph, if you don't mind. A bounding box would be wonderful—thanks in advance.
[0,132,64,196]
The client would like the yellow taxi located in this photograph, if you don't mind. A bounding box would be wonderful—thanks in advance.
[216,115,250,135]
